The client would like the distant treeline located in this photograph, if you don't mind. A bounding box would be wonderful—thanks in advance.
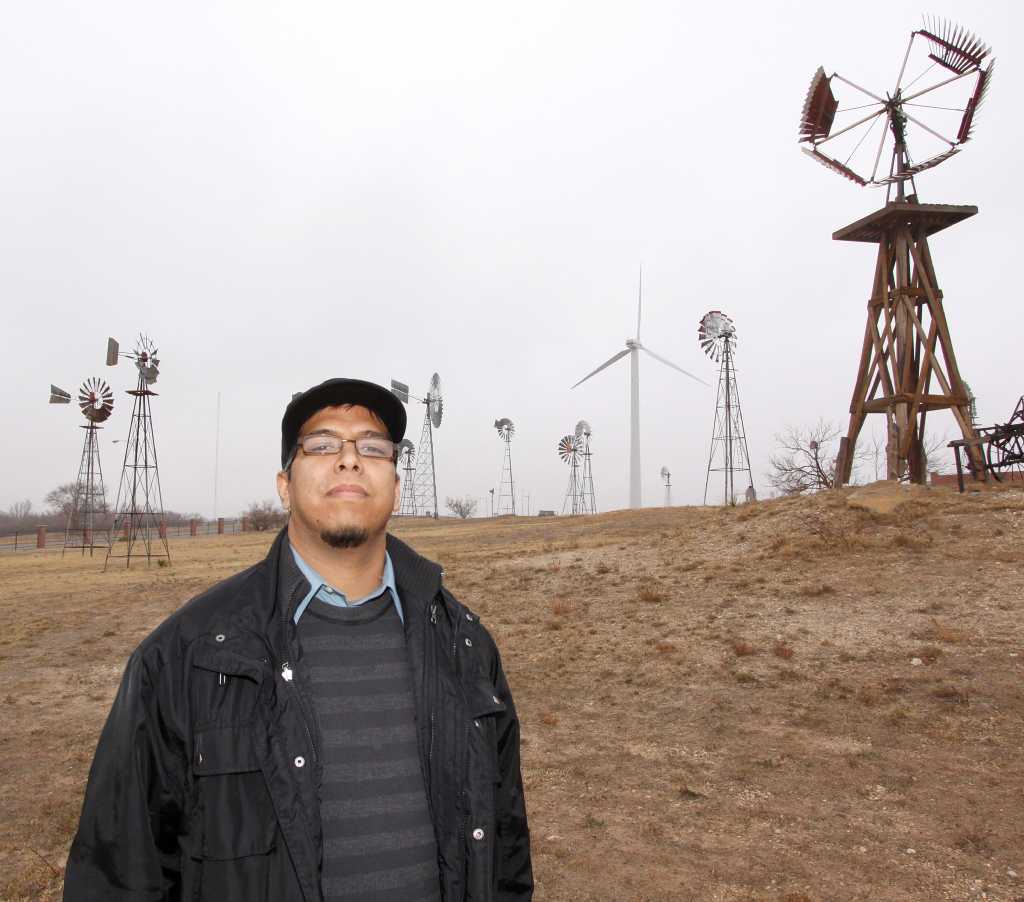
[0,509,206,536]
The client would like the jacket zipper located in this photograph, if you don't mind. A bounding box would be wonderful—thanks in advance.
[450,606,467,857]
[281,660,319,763]
[425,601,438,822]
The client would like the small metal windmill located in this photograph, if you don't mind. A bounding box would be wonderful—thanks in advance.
[49,378,114,554]
[390,374,443,518]
[700,311,754,505]
[558,433,583,515]
[396,439,417,516]
[494,418,516,516]
[105,334,171,567]
[799,16,993,485]
[575,420,597,514]
[660,466,672,507]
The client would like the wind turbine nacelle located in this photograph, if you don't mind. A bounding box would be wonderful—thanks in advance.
[625,338,640,349]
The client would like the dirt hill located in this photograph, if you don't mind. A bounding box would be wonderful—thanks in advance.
[1,483,1022,901]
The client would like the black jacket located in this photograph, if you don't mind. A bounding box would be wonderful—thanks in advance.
[64,530,532,902]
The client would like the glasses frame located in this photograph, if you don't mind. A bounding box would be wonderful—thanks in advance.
[289,432,399,468]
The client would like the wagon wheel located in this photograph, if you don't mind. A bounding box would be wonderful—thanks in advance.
[986,424,1024,481]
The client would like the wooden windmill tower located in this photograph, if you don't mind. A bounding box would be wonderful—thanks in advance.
[799,17,994,485]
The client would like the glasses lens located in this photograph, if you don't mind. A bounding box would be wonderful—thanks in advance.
[355,437,395,459]
[299,434,395,458]
[300,435,343,455]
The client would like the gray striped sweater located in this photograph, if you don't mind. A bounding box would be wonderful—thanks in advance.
[298,592,441,902]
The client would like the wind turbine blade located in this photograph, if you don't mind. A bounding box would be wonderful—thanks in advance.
[636,264,643,341]
[641,345,711,386]
[571,348,631,389]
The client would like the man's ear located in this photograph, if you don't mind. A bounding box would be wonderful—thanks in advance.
[276,470,291,512]
[392,472,401,513]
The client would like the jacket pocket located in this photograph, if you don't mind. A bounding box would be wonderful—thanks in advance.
[193,724,277,859]
[468,680,506,784]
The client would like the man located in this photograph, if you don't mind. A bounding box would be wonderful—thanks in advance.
[64,378,533,902]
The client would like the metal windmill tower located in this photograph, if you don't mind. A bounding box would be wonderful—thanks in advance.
[660,466,672,507]
[700,311,754,505]
[391,375,443,518]
[799,16,993,485]
[49,379,114,554]
[576,420,597,514]
[396,439,417,516]
[571,268,708,508]
[105,334,170,567]
[494,418,516,515]
[558,433,583,515]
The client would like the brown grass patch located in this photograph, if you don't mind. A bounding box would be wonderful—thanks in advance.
[932,685,970,705]
[797,583,835,597]
[638,584,665,604]
[931,618,965,644]
[773,642,794,659]
[550,598,576,617]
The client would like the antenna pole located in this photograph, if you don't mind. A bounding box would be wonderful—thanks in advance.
[213,391,220,520]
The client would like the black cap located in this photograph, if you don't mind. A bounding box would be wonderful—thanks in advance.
[281,378,407,468]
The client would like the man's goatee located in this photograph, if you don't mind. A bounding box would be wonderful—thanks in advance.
[319,527,370,549]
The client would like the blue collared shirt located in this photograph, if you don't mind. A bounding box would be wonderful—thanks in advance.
[290,546,403,625]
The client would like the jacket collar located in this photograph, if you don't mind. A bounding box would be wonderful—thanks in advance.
[386,532,443,616]
[260,527,446,640]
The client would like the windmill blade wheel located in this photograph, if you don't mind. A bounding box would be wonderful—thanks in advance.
[986,424,1024,481]
[558,435,577,462]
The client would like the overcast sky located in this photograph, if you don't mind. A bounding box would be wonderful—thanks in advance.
[3,0,1020,519]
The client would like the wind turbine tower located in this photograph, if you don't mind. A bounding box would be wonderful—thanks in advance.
[571,268,708,508]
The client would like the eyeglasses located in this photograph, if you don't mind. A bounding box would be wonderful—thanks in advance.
[297,433,397,461]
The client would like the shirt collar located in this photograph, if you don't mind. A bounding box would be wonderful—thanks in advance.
[290,545,403,625]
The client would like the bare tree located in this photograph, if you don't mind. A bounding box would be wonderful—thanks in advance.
[244,500,288,531]
[445,496,478,519]
[44,483,80,518]
[864,426,952,481]
[865,428,886,482]
[922,429,952,477]
[7,499,32,523]
[768,420,842,495]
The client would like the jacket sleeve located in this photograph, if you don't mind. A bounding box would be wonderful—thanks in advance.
[64,646,187,902]
[489,645,534,901]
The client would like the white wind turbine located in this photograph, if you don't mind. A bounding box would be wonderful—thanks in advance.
[571,269,708,509]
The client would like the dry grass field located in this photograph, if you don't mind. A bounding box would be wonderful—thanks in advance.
[2,483,1023,901]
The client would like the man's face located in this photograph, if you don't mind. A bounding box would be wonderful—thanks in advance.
[276,404,400,549]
